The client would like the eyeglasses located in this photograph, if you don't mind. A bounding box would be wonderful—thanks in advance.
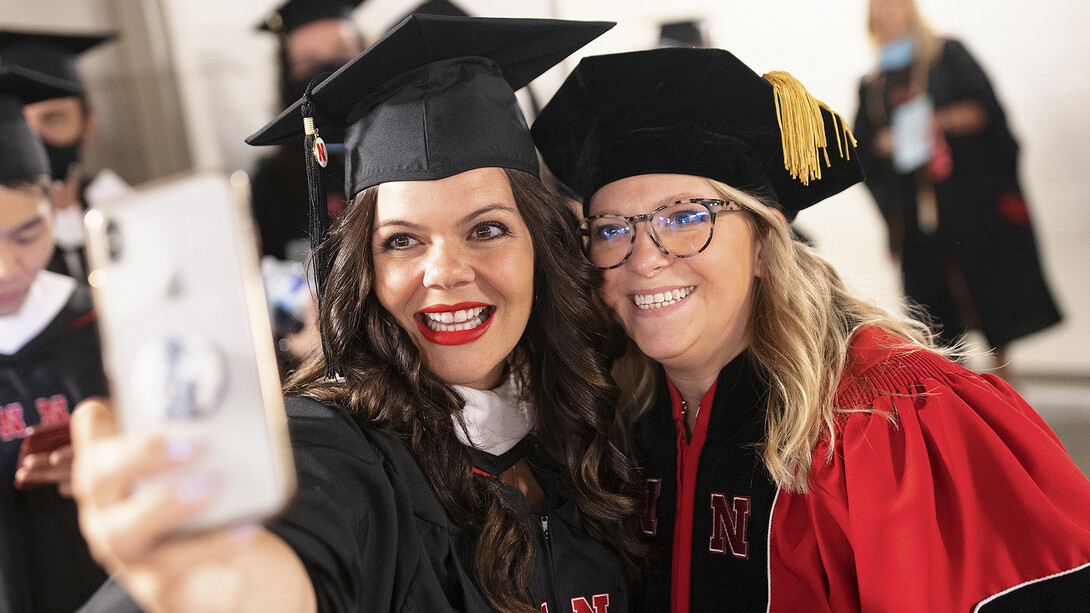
[578,198,742,269]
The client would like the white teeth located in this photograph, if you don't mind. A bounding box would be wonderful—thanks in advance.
[633,286,694,310]
[422,307,489,331]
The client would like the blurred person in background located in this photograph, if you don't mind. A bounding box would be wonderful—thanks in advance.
[251,0,369,374]
[0,63,107,613]
[250,0,368,264]
[533,44,1090,612]
[254,0,469,375]
[853,0,1061,382]
[0,29,128,283]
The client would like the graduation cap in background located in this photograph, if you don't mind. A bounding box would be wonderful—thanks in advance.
[658,19,709,48]
[259,0,367,34]
[0,64,81,184]
[0,29,116,94]
[532,47,865,218]
[397,0,469,21]
[247,14,613,377]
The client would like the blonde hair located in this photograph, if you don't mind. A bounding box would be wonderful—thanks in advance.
[614,178,942,493]
[865,0,943,66]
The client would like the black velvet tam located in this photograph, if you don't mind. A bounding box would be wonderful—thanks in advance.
[0,65,80,183]
[531,47,865,217]
[0,29,115,93]
[258,0,366,34]
[246,14,613,200]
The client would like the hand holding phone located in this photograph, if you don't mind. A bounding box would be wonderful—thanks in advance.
[84,171,295,532]
[14,422,74,493]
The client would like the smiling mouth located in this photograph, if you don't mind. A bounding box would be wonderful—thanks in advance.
[419,306,494,332]
[632,286,695,310]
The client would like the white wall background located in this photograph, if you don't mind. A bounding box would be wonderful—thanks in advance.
[4,0,1087,376]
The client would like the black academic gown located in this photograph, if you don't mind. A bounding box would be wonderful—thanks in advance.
[45,176,94,282]
[0,283,108,613]
[854,38,1061,347]
[271,397,628,613]
[81,396,628,613]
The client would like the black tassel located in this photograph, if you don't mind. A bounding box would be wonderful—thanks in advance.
[301,76,337,379]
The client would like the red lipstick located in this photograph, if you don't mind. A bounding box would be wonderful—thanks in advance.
[415,302,494,346]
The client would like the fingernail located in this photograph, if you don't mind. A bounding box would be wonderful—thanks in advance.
[166,439,197,463]
[176,475,211,504]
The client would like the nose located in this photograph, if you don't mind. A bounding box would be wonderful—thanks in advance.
[626,223,670,277]
[422,239,474,290]
[0,242,17,281]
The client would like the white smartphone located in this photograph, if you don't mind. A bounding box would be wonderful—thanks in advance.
[84,170,295,531]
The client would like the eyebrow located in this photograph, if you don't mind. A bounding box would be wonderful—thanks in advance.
[593,193,702,217]
[373,203,519,232]
[0,216,46,239]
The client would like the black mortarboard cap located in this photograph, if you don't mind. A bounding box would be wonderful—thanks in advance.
[532,47,864,218]
[0,29,116,93]
[247,14,613,199]
[259,0,365,34]
[247,14,611,378]
[0,64,81,183]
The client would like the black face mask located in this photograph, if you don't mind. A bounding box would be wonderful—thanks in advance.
[44,141,81,182]
[283,62,345,107]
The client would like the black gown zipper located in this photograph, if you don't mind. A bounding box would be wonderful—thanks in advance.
[540,515,562,611]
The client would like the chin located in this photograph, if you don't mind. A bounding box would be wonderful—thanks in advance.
[426,361,501,390]
[632,336,687,365]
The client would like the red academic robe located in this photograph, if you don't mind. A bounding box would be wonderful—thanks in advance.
[635,326,1090,612]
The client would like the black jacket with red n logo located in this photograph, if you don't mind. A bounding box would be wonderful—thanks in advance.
[0,282,109,613]
[633,352,776,613]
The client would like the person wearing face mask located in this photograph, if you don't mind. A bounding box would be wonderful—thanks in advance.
[250,0,370,265]
[853,0,1060,382]
[253,0,470,375]
[0,62,109,613]
[0,29,129,283]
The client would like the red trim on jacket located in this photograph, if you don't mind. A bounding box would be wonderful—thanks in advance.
[64,309,97,334]
[665,377,717,613]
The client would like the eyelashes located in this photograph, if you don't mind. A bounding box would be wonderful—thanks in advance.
[376,220,513,253]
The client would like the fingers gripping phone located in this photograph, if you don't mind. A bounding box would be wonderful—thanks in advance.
[16,422,72,487]
[85,171,295,531]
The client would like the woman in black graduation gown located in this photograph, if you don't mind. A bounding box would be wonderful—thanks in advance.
[532,48,1090,612]
[0,65,108,612]
[853,0,1060,365]
[70,16,639,613]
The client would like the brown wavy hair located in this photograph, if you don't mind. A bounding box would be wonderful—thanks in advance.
[284,169,641,611]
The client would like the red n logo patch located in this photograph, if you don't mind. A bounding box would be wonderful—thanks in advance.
[571,594,609,613]
[708,493,751,558]
[35,395,70,427]
[0,403,27,441]
[639,478,661,536]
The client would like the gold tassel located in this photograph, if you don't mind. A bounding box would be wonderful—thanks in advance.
[762,71,858,186]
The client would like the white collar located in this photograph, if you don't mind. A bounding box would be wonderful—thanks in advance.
[452,373,533,456]
[0,271,77,355]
